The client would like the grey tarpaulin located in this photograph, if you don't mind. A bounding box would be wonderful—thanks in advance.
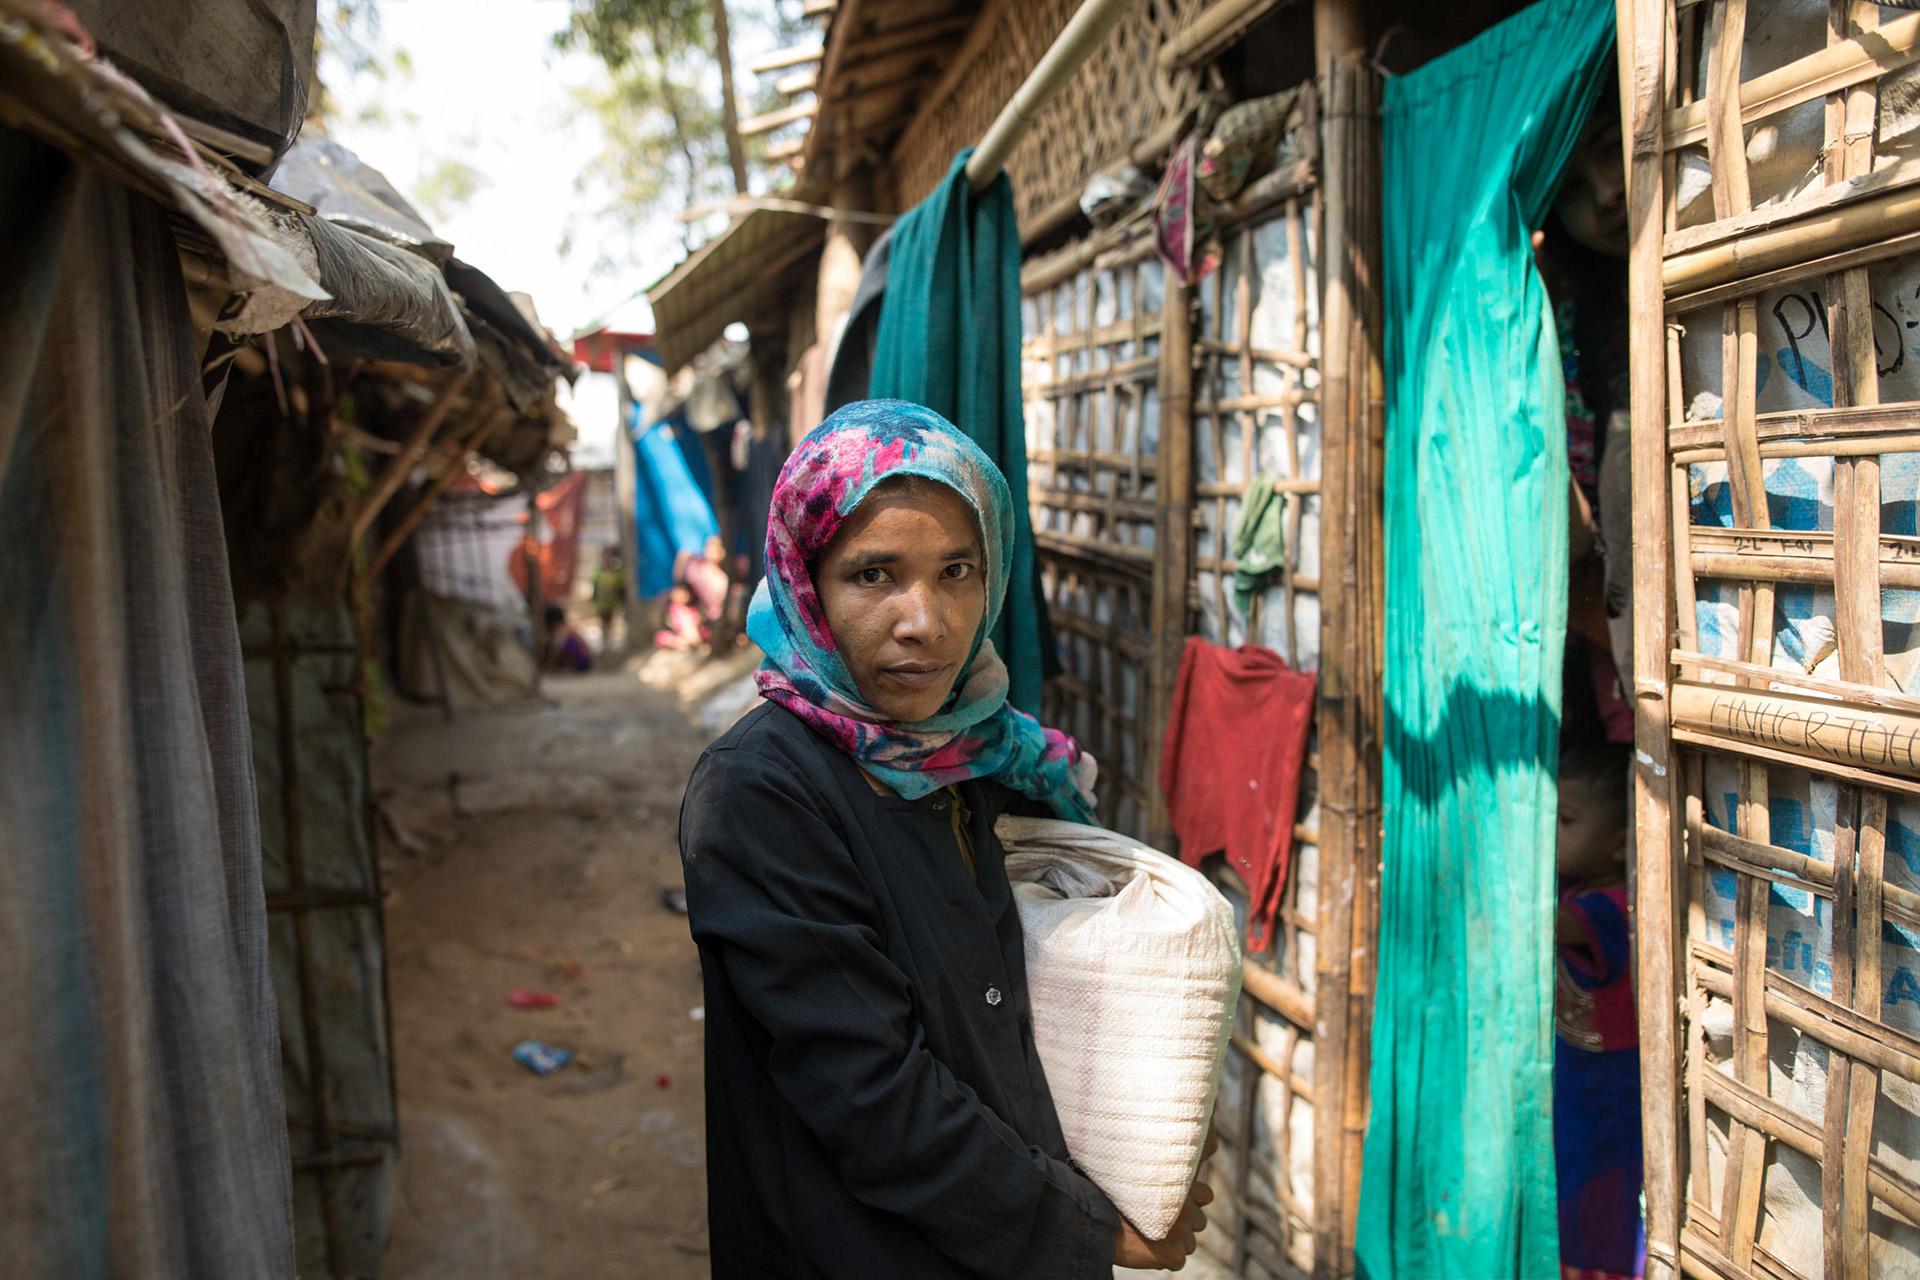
[300,212,476,368]
[272,137,451,260]
[0,129,293,1278]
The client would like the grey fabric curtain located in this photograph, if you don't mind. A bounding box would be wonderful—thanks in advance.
[0,129,294,1279]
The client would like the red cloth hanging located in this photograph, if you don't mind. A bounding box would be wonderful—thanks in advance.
[1159,637,1316,952]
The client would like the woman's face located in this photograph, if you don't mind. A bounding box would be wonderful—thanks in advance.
[815,482,987,723]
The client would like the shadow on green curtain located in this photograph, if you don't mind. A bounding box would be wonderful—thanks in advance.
[1355,1,1614,1276]
[870,148,1054,715]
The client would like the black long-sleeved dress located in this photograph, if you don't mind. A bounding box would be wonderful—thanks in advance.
[678,702,1119,1279]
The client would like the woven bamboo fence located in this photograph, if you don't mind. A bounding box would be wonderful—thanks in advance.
[887,0,1212,230]
[1016,59,1382,1277]
[1624,1,1920,1276]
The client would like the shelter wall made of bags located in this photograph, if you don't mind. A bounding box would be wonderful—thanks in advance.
[1017,64,1379,1280]
[1625,1,1920,1276]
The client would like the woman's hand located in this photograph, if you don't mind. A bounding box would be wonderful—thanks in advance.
[1112,1127,1219,1270]
[1113,1182,1213,1270]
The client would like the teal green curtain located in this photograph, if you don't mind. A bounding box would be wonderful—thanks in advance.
[871,149,1052,714]
[1356,2,1614,1277]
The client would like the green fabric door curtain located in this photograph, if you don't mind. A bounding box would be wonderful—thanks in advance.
[871,149,1054,715]
[1356,2,1614,1277]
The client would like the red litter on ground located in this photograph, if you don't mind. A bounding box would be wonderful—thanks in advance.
[508,987,561,1009]
[655,1074,671,1089]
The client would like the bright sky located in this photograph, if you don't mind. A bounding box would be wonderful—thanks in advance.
[317,0,790,467]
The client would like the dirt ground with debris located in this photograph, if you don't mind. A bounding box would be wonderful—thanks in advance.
[374,647,761,1280]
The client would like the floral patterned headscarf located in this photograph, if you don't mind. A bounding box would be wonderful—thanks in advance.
[745,399,1095,820]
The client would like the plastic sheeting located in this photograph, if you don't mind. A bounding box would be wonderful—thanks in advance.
[239,597,396,1278]
[273,136,451,261]
[300,212,475,367]
[629,403,720,599]
[1356,2,1615,1276]
[0,129,293,1280]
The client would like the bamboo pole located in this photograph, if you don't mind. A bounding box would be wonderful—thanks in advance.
[363,409,513,582]
[1157,0,1292,71]
[738,100,817,137]
[963,0,1140,193]
[348,370,472,547]
[1665,185,1920,296]
[1663,9,1920,148]
[1312,4,1378,1271]
[1145,278,1193,849]
[1621,1,1683,1275]
[748,42,822,74]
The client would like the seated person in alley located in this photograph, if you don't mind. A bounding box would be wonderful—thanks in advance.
[541,604,592,672]
[653,583,707,651]
[1554,743,1645,1280]
[678,400,1213,1277]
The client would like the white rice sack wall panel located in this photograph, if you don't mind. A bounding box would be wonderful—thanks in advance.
[1193,207,1322,672]
[1021,251,1163,839]
[1667,199,1920,1280]
[1185,198,1325,1279]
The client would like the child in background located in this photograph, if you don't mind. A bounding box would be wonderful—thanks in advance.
[591,545,625,650]
[653,584,707,652]
[542,604,593,672]
[1554,744,1645,1280]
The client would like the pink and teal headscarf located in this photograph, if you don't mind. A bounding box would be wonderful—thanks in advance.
[746,399,1095,821]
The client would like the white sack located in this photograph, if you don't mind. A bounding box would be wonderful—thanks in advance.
[997,815,1242,1240]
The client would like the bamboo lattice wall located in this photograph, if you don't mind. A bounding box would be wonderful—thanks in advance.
[1022,244,1166,839]
[888,0,1211,229]
[1191,198,1326,1280]
[1627,1,1920,1276]
[1019,150,1339,1280]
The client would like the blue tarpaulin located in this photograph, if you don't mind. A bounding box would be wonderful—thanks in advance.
[629,402,720,598]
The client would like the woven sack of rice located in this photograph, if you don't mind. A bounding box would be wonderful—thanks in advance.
[996,815,1242,1240]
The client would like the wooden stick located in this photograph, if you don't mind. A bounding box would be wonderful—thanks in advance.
[1664,9,1920,149]
[363,409,513,582]
[1673,724,1920,798]
[1623,0,1683,1270]
[738,100,816,136]
[1665,191,1920,300]
[1662,152,1920,259]
[965,0,1140,193]
[1692,551,1920,589]
[1846,789,1888,1275]
[1700,1067,1920,1226]
[1240,956,1313,1029]
[1159,0,1291,70]
[1693,955,1920,1083]
[1229,1029,1315,1100]
[1672,428,1920,464]
[1146,277,1194,849]
[748,42,823,74]
[1671,648,1920,715]
[349,370,472,546]
[1668,400,1920,452]
[1705,0,1753,219]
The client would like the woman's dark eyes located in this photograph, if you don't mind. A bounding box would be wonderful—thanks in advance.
[851,564,972,585]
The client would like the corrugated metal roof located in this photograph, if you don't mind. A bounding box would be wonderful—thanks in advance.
[645,208,825,373]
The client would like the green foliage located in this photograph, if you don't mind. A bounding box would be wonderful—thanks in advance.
[413,154,490,220]
[560,0,808,259]
[310,0,415,130]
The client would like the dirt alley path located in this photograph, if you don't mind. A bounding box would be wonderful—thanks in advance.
[375,651,760,1280]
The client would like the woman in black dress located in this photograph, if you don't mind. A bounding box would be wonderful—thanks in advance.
[679,400,1212,1278]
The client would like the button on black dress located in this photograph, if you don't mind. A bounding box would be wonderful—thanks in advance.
[679,703,1119,1279]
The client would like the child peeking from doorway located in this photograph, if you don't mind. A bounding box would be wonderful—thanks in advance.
[1555,743,1645,1280]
